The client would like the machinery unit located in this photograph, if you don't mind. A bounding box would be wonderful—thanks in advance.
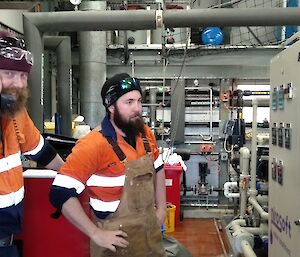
[269,39,300,257]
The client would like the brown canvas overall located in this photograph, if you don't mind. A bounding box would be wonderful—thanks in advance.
[91,135,166,257]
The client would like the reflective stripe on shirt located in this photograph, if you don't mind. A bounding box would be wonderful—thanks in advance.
[22,135,44,156]
[90,197,120,212]
[154,154,164,170]
[52,174,85,194]
[0,152,22,173]
[0,186,24,208]
[87,174,125,187]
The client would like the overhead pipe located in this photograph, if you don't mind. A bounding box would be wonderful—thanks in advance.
[23,8,300,130]
[24,8,300,32]
[23,10,158,32]
[44,36,72,137]
[163,8,300,28]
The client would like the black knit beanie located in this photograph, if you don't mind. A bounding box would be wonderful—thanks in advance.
[101,73,142,107]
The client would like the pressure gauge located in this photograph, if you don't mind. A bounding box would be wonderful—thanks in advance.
[70,0,82,6]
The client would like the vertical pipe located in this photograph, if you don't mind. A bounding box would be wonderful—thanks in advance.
[23,18,44,132]
[44,36,73,136]
[79,1,106,128]
[250,98,258,196]
[56,37,72,137]
[239,147,250,218]
[43,50,52,121]
[209,88,213,139]
[281,0,288,41]
[149,87,157,130]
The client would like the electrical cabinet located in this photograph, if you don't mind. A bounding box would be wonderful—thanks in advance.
[269,40,300,257]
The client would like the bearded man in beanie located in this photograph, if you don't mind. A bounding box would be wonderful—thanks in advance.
[50,73,167,257]
[0,31,64,257]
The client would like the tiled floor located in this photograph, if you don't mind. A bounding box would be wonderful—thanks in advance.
[166,218,231,257]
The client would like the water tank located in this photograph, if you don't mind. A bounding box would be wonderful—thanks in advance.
[201,27,224,45]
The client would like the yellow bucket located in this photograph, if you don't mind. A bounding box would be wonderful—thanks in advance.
[164,204,176,233]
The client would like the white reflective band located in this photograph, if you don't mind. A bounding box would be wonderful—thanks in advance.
[23,135,44,156]
[87,174,125,187]
[0,186,24,208]
[154,154,164,170]
[90,197,120,212]
[52,174,85,194]
[0,152,22,173]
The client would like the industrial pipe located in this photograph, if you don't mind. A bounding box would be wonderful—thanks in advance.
[23,8,300,130]
[250,97,269,195]
[248,98,269,221]
[163,8,300,28]
[230,219,255,257]
[224,181,239,198]
[250,98,258,196]
[244,223,268,235]
[248,196,269,220]
[240,147,250,218]
[23,10,157,32]
[44,36,72,137]
[79,1,106,129]
[241,240,257,257]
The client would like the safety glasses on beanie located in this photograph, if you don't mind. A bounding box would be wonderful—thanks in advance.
[0,47,34,66]
[0,36,26,49]
[106,77,140,93]
[104,77,141,107]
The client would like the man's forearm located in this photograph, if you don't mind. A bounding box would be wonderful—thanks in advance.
[62,197,98,238]
[155,168,167,225]
[45,154,64,171]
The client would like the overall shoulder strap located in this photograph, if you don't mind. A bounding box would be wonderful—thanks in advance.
[99,130,126,162]
[142,133,151,153]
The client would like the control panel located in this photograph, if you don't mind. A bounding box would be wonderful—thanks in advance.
[269,40,300,257]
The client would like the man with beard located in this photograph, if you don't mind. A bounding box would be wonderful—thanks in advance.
[0,31,64,257]
[50,73,167,257]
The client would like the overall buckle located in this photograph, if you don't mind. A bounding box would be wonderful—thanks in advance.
[0,234,14,247]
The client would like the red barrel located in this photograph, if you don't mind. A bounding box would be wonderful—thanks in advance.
[164,164,183,226]
[21,170,90,257]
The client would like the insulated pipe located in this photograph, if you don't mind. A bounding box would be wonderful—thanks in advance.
[23,8,300,130]
[79,1,106,128]
[163,8,300,28]
[44,36,72,137]
[239,147,250,218]
[23,18,43,131]
[224,181,239,198]
[23,10,157,32]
